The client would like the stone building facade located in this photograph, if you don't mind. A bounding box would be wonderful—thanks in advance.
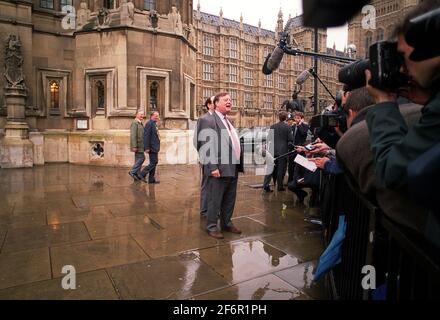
[193,5,346,128]
[347,0,422,59]
[0,0,346,168]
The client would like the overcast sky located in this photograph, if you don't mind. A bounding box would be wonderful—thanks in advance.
[194,0,348,51]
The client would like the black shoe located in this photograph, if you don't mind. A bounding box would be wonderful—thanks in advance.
[277,188,286,192]
[298,190,308,203]
[129,172,141,181]
[263,187,273,193]
[149,180,160,184]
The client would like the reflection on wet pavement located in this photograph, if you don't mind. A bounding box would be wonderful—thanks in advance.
[0,164,327,299]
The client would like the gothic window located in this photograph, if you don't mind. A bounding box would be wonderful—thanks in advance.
[244,69,253,86]
[228,65,238,83]
[203,63,214,81]
[40,0,54,9]
[150,81,159,111]
[244,92,253,108]
[203,34,214,56]
[203,88,215,102]
[91,77,106,116]
[49,80,60,110]
[229,90,238,106]
[264,74,273,88]
[227,38,238,59]
[144,0,156,11]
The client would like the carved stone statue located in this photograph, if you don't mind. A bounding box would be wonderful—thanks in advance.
[97,7,111,26]
[4,35,26,89]
[168,6,183,35]
[120,0,135,25]
[77,1,91,29]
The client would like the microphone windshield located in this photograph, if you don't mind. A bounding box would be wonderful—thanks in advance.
[296,69,311,85]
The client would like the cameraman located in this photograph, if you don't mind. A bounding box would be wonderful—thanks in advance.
[365,0,440,191]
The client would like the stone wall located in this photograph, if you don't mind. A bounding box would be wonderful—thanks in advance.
[36,129,198,167]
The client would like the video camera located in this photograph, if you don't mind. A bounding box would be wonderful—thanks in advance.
[338,41,408,92]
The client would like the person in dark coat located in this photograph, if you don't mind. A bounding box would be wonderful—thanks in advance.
[263,111,294,192]
[139,111,161,184]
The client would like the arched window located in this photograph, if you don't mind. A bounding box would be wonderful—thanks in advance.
[49,80,60,109]
[376,28,384,42]
[365,31,373,58]
[144,0,156,11]
[95,80,105,110]
[150,81,158,110]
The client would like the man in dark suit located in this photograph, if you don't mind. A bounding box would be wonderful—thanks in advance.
[199,92,244,239]
[287,111,310,183]
[139,111,160,184]
[263,111,294,192]
[194,96,215,217]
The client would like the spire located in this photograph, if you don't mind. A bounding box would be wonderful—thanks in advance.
[258,18,261,35]
[219,6,223,25]
[278,7,283,19]
[240,12,243,30]
[276,7,284,34]
[196,0,201,20]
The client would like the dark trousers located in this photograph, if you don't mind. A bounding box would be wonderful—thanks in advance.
[130,152,145,177]
[206,176,238,232]
[287,153,297,183]
[200,166,209,215]
[273,157,287,190]
[263,170,276,189]
[140,152,158,182]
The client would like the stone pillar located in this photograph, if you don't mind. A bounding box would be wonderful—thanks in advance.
[0,35,33,168]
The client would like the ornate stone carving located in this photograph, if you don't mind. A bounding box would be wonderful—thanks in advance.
[120,0,134,26]
[77,1,91,29]
[168,6,183,35]
[4,35,26,90]
[97,7,111,26]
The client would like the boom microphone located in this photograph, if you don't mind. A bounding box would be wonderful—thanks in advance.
[262,47,285,75]
[296,69,312,85]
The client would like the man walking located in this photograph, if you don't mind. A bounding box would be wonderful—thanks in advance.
[199,92,243,239]
[194,96,215,217]
[129,110,145,181]
[288,111,309,183]
[139,111,161,184]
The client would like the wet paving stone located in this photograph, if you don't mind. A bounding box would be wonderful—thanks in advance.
[0,270,119,300]
[194,274,305,300]
[50,236,149,277]
[107,253,229,299]
[1,222,91,253]
[196,240,299,284]
[0,164,327,300]
[0,248,51,290]
[275,261,329,300]
[47,206,112,225]
[85,215,161,239]
[261,231,324,263]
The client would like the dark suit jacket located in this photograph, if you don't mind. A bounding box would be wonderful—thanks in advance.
[198,112,243,177]
[143,120,160,153]
[270,121,294,157]
[293,123,309,146]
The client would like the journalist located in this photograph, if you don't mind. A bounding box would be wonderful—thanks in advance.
[365,0,440,191]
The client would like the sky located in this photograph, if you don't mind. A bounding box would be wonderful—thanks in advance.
[194,0,348,51]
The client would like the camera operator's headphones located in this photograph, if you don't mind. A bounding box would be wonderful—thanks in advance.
[406,7,440,61]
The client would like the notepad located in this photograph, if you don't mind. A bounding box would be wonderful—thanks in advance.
[294,154,318,172]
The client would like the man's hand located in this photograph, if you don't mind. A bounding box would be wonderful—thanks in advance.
[295,146,306,153]
[211,169,221,178]
[365,70,398,104]
[131,148,138,153]
[145,149,150,154]
[309,142,330,154]
[309,157,330,169]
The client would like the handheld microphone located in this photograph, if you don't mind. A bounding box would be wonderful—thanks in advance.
[262,47,285,75]
[296,69,312,85]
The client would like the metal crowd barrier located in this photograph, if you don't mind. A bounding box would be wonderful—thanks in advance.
[320,174,440,300]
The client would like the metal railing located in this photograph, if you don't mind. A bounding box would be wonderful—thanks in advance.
[320,174,440,300]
